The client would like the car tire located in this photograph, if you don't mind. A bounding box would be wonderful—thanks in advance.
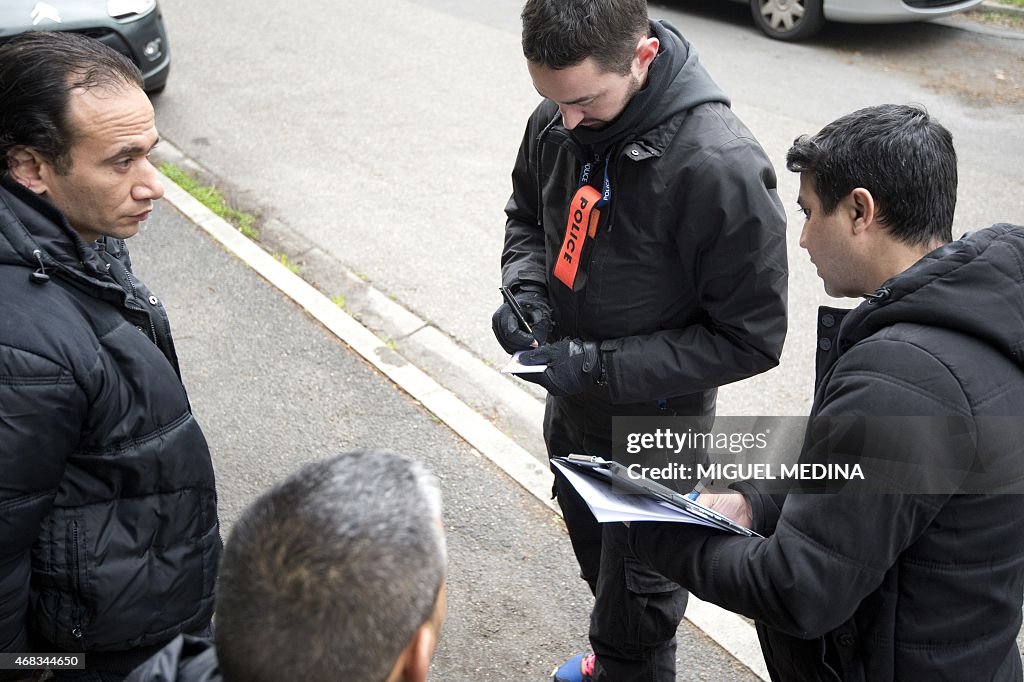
[749,0,825,41]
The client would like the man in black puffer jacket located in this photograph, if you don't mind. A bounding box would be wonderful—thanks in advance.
[0,32,220,681]
[630,104,1024,681]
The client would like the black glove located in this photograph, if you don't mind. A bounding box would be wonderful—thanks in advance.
[491,287,553,354]
[517,338,603,397]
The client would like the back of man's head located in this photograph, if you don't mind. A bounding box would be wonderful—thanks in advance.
[214,449,446,682]
[0,31,143,175]
[521,0,650,75]
[786,103,957,246]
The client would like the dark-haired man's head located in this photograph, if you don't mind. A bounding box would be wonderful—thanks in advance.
[0,31,163,242]
[787,104,957,298]
[521,0,657,130]
[214,450,447,682]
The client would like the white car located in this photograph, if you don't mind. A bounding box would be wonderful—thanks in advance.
[747,0,985,40]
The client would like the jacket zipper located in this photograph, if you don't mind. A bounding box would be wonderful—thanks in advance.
[122,267,160,341]
[70,520,83,641]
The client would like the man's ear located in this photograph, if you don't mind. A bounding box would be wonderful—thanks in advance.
[849,187,876,235]
[634,35,660,73]
[7,147,50,194]
[399,624,438,682]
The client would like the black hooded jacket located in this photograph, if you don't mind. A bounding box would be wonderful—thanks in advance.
[502,21,788,405]
[0,177,220,670]
[630,225,1024,681]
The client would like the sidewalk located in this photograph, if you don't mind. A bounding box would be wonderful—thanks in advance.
[134,200,761,681]
[937,0,1024,38]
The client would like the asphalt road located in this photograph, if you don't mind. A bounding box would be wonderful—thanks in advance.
[132,204,758,680]
[150,0,1023,421]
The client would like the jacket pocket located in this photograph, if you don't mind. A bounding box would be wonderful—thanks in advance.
[621,556,686,649]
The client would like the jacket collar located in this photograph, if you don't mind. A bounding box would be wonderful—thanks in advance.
[813,224,1024,392]
[0,174,120,286]
[837,226,1024,370]
[814,306,851,390]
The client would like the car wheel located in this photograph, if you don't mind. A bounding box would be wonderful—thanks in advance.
[749,0,825,41]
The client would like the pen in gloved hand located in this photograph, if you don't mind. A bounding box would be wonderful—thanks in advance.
[499,286,534,335]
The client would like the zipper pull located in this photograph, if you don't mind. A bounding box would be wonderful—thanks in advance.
[30,249,50,284]
[866,287,891,304]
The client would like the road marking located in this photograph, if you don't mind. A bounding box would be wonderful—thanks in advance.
[159,168,771,682]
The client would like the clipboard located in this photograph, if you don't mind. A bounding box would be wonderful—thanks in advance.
[552,455,760,537]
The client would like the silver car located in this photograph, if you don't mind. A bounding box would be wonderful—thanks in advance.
[0,0,170,92]
[747,0,985,40]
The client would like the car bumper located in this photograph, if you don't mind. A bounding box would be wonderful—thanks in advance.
[0,4,170,92]
[825,0,985,23]
[84,5,170,91]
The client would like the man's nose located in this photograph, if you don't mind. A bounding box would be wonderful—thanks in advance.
[133,158,165,202]
[559,106,584,130]
[798,225,808,250]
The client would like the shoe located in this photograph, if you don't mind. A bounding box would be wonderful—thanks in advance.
[550,652,595,682]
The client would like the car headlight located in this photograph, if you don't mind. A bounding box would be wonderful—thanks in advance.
[107,0,157,19]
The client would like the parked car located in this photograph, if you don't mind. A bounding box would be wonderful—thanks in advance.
[745,0,985,41]
[0,0,170,92]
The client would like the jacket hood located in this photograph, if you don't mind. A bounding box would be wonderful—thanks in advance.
[648,21,731,123]
[567,20,730,154]
[0,174,127,285]
[124,636,222,682]
[839,224,1024,368]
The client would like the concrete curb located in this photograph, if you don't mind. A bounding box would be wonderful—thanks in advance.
[980,0,1024,17]
[151,143,550,463]
[156,155,771,682]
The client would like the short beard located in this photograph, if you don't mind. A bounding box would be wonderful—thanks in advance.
[583,74,643,130]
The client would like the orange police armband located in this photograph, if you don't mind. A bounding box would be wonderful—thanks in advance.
[553,185,602,289]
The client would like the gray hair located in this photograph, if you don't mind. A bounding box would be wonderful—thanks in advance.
[215,449,446,682]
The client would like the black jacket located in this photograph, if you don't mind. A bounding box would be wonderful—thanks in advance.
[0,178,220,667]
[631,225,1024,681]
[502,21,788,405]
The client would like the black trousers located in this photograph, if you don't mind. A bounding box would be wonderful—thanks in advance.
[545,390,714,682]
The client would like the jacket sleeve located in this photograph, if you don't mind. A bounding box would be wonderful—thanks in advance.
[501,107,555,292]
[628,337,968,637]
[0,344,83,659]
[603,137,788,403]
[730,479,786,537]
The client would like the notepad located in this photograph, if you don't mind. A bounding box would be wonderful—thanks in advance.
[501,351,547,374]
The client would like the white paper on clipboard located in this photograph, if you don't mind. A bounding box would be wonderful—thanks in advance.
[552,460,723,528]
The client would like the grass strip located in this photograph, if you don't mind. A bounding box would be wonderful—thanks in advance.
[159,162,259,239]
